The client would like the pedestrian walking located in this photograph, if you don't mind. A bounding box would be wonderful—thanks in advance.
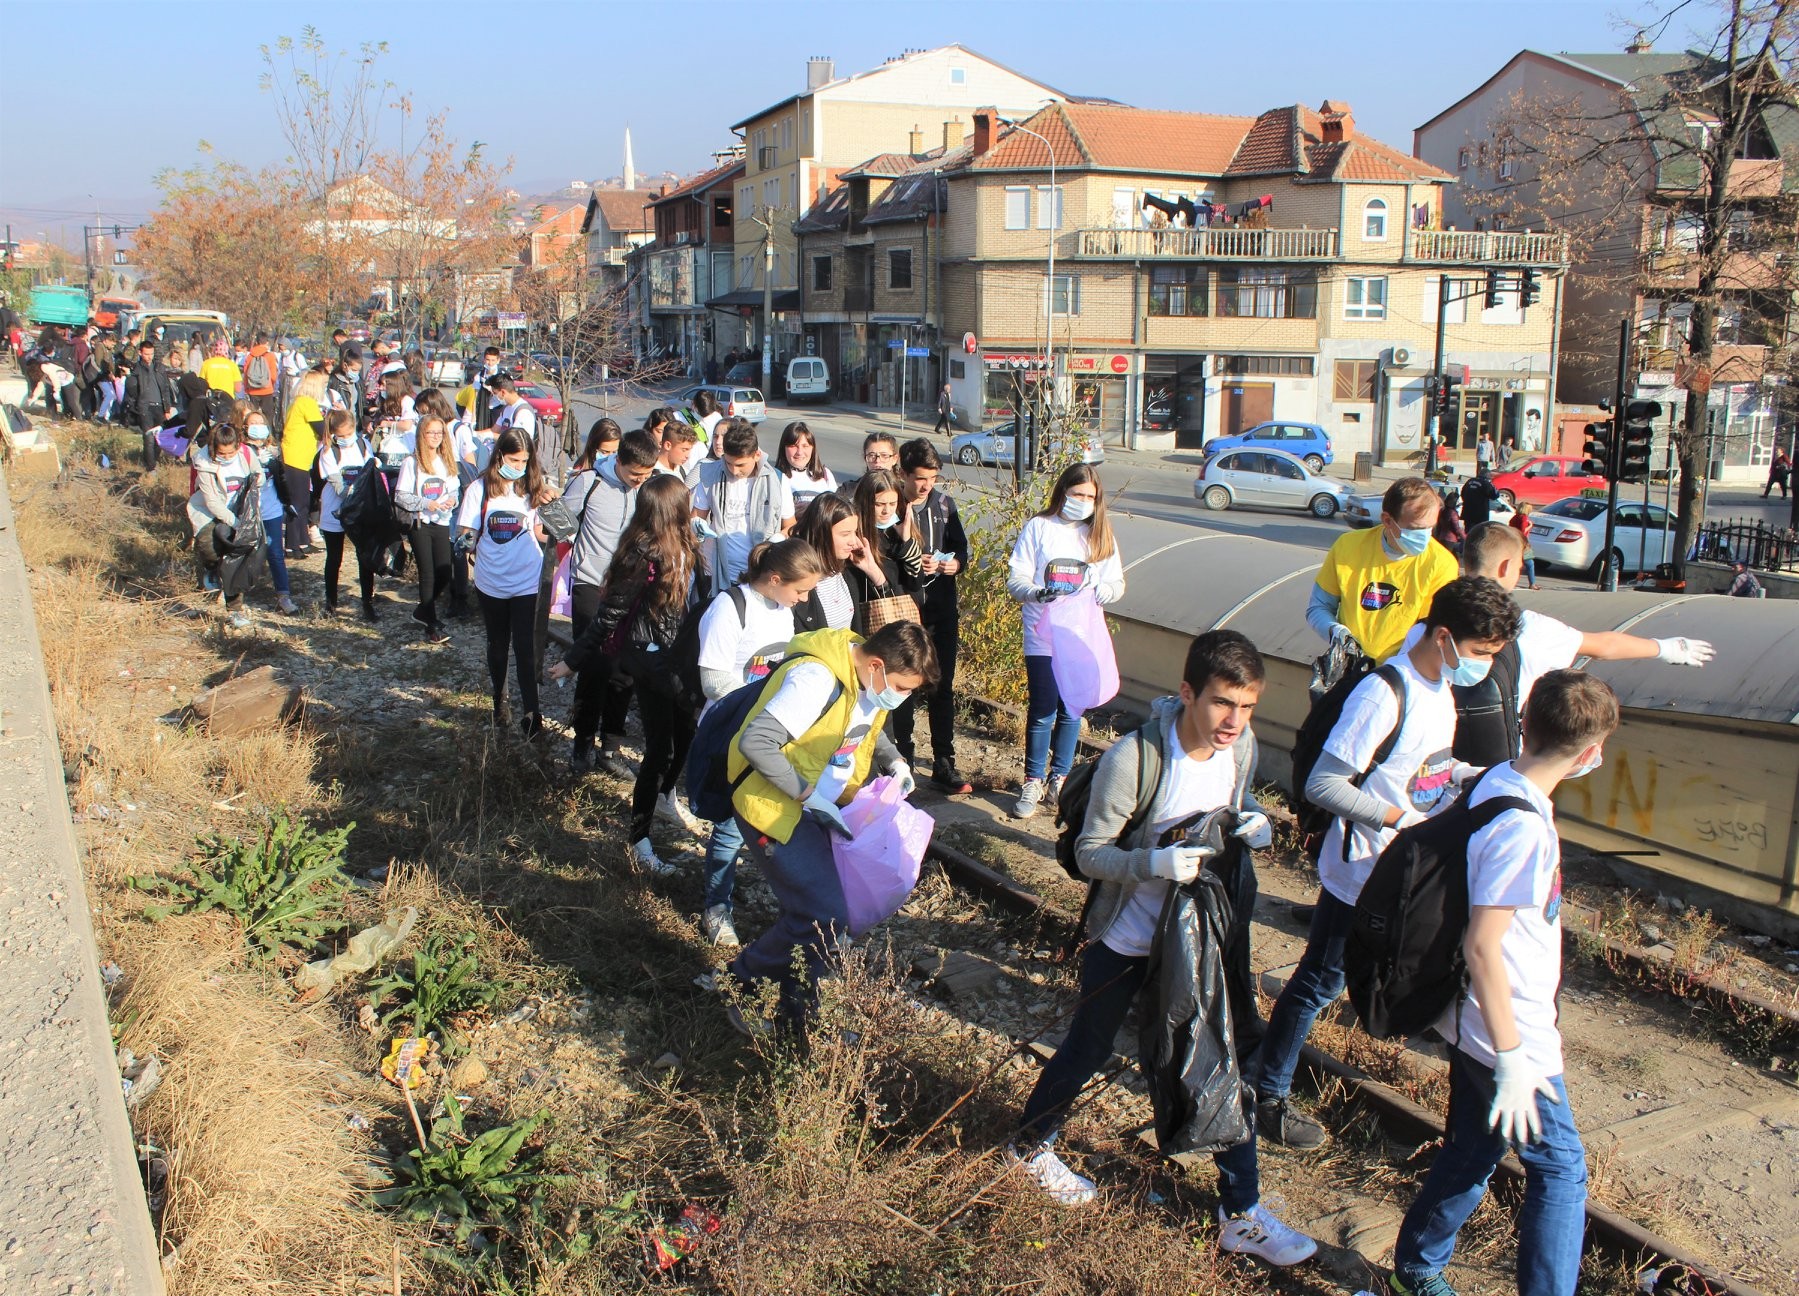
[317,409,379,620]
[933,382,953,435]
[1765,449,1792,498]
[1508,505,1539,589]
[896,438,971,794]
[242,404,299,615]
[281,371,328,558]
[186,414,264,629]
[456,427,550,736]
[242,332,280,428]
[397,415,461,642]
[122,338,175,467]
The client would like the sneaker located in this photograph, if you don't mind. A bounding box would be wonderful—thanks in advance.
[630,837,677,878]
[724,1001,772,1039]
[1006,1142,1096,1207]
[701,905,740,948]
[520,711,545,740]
[597,745,634,779]
[411,608,434,632]
[1044,774,1063,810]
[492,699,513,730]
[931,759,973,796]
[1013,778,1046,818]
[1216,1203,1317,1267]
[656,791,707,836]
[569,744,596,775]
[1256,1097,1326,1150]
[201,571,220,592]
[425,625,451,645]
[1389,1271,1458,1296]
[276,595,299,615]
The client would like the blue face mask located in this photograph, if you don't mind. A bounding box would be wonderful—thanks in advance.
[498,462,525,481]
[1395,526,1432,557]
[876,514,899,531]
[1440,635,1492,687]
[867,663,909,711]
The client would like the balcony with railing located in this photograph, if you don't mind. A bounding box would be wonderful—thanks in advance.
[1073,226,1339,261]
[1405,229,1567,265]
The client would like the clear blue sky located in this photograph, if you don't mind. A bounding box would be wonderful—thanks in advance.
[1,0,1651,240]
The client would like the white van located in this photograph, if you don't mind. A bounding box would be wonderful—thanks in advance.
[785,355,830,402]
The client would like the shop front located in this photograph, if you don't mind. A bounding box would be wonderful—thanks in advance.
[1063,353,1132,446]
[980,352,1049,426]
[1445,375,1550,465]
[1144,353,1208,449]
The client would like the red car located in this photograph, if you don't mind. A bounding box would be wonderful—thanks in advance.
[516,379,564,436]
[1489,454,1607,507]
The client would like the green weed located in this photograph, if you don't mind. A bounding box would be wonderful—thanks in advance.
[366,931,510,1050]
[375,1092,565,1244]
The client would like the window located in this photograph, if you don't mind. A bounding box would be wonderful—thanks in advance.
[1004,186,1031,230]
[1343,276,1388,320]
[739,253,752,284]
[1481,291,1523,326]
[949,359,965,380]
[1148,265,1208,316]
[1496,141,1516,180]
[1363,197,1388,241]
[1216,355,1315,376]
[1046,274,1079,315]
[950,66,966,85]
[1036,185,1064,230]
[713,195,732,229]
[811,256,832,291]
[888,248,913,289]
[1217,268,1317,319]
[1457,146,1471,170]
[1333,359,1379,401]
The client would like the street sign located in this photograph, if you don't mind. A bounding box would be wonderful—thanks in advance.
[906,346,930,357]
[962,331,977,354]
[887,339,905,349]
[496,312,526,329]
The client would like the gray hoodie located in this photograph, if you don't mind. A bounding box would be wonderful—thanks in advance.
[563,460,640,588]
[1074,694,1263,947]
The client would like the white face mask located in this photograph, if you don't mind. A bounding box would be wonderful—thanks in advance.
[1061,496,1095,523]
[1566,748,1603,780]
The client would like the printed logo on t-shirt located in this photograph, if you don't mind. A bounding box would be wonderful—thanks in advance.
[1044,557,1087,593]
[1543,867,1562,923]
[421,477,446,502]
[486,511,525,544]
[1407,748,1458,813]
[744,644,787,683]
[831,722,871,769]
[1359,580,1400,612]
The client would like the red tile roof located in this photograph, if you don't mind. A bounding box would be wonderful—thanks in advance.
[585,189,654,233]
[652,159,745,206]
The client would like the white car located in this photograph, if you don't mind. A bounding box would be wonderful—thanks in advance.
[1193,447,1349,518]
[680,384,766,425]
[1528,495,1676,577]
[1343,489,1515,529]
[950,417,1105,468]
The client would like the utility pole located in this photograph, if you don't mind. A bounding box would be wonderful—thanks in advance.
[745,210,776,398]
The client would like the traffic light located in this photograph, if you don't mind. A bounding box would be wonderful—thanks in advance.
[1582,421,1614,477]
[1520,270,1540,308]
[1617,399,1660,484]
[1434,370,1461,420]
[1484,268,1503,309]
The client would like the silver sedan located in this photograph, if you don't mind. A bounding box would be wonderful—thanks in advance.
[1194,447,1349,518]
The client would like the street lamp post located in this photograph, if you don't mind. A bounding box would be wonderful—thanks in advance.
[998,116,1057,472]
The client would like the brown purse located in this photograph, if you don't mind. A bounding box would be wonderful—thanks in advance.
[862,592,921,631]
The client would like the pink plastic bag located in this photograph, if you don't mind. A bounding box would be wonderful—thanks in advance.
[550,547,573,618]
[1040,588,1119,712]
[829,776,934,936]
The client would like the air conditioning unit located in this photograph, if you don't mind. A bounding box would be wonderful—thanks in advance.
[1389,346,1412,368]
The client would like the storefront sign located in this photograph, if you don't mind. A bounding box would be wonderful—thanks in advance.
[1064,354,1129,374]
[984,353,1049,371]
[496,312,527,330]
[962,331,977,354]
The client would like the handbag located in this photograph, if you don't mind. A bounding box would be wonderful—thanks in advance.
[863,591,921,631]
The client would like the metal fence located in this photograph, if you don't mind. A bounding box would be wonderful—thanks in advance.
[1691,517,1799,571]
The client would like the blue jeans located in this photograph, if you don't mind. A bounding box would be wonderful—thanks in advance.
[727,814,849,1022]
[264,514,291,597]
[1394,1050,1587,1295]
[1255,887,1355,1103]
[1016,940,1260,1215]
[704,815,745,913]
[1522,556,1537,586]
[1024,654,1082,782]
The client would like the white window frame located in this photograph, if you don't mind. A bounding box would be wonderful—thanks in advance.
[1457,146,1471,170]
[1362,197,1388,241]
[1045,273,1079,316]
[1343,275,1388,321]
[1035,184,1064,230]
[1004,186,1031,230]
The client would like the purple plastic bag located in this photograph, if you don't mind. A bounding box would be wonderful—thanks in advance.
[829,775,933,936]
[1040,588,1119,712]
[156,425,192,459]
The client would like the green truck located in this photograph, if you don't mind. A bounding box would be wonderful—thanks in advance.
[28,285,91,327]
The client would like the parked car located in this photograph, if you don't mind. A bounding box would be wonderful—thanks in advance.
[1488,454,1607,508]
[1344,489,1514,529]
[528,351,565,382]
[1193,448,1349,518]
[421,344,464,387]
[949,418,1106,469]
[680,383,766,424]
[785,355,830,401]
[1202,420,1333,472]
[137,309,232,352]
[515,379,564,437]
[723,361,761,385]
[93,295,141,330]
[1527,494,1675,577]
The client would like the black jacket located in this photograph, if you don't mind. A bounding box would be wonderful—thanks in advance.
[794,549,914,636]
[328,370,364,434]
[908,488,968,622]
[1460,475,1500,529]
[563,543,691,674]
[122,358,176,430]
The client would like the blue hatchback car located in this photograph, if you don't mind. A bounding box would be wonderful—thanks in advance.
[1202,420,1333,471]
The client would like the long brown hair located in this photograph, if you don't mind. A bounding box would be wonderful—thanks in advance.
[852,468,903,553]
[603,474,697,618]
[479,426,543,500]
[795,492,859,577]
[413,416,455,478]
[1038,463,1116,563]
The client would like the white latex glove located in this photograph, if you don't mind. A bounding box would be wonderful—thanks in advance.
[803,786,851,837]
[1232,811,1273,851]
[1393,808,1427,831]
[1148,844,1205,883]
[1489,1045,1559,1145]
[1654,637,1713,666]
[1449,762,1484,789]
[886,760,915,797]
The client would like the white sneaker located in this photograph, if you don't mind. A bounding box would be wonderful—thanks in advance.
[656,791,706,836]
[1013,778,1046,818]
[276,595,299,615]
[701,905,740,948]
[630,837,677,878]
[1007,1142,1096,1206]
[1216,1203,1317,1267]
[1043,774,1063,809]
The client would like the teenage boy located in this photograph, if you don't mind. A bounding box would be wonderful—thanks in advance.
[488,374,537,446]
[470,346,505,430]
[693,418,795,597]
[564,430,660,774]
[724,622,938,1031]
[1257,577,1522,1148]
[1386,669,1620,1296]
[242,331,280,428]
[331,346,366,435]
[1007,630,1315,1267]
[894,437,972,794]
[1309,477,1459,663]
[652,416,704,488]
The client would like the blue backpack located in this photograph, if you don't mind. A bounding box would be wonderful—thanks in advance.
[684,653,838,824]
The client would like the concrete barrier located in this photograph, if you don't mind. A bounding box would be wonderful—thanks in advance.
[0,461,164,1294]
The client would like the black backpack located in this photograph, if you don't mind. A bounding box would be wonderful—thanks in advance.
[1451,638,1522,766]
[1290,662,1406,860]
[666,585,748,713]
[683,652,831,825]
[1344,772,1538,1039]
[1052,726,1163,884]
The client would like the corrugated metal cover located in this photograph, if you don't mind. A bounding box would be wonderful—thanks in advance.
[1104,515,1799,725]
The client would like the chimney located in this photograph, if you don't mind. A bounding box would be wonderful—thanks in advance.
[972,109,995,159]
[807,56,834,90]
[1625,30,1653,54]
[1318,99,1355,144]
[908,124,924,155]
[943,117,965,150]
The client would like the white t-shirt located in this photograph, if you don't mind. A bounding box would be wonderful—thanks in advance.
[317,438,371,533]
[456,480,543,598]
[1437,764,1563,1074]
[1008,514,1126,656]
[1103,728,1239,959]
[813,571,856,629]
[694,472,796,590]
[497,398,537,443]
[375,424,416,472]
[398,456,461,522]
[697,586,795,714]
[1317,655,1458,905]
[784,467,838,513]
[1515,610,1586,708]
[761,661,879,808]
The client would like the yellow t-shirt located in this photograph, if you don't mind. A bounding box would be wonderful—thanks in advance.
[1315,525,1459,662]
[200,355,243,396]
[282,395,323,470]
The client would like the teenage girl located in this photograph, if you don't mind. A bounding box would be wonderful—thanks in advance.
[281,369,328,557]
[456,426,549,734]
[317,408,379,620]
[397,414,461,642]
[416,387,476,615]
[773,421,837,512]
[187,413,263,628]
[693,537,825,947]
[1005,463,1125,818]
[549,475,699,873]
[242,403,298,615]
[850,468,922,626]
[792,493,887,632]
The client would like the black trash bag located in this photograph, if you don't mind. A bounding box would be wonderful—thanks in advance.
[1136,807,1260,1156]
[216,477,267,600]
[337,461,402,549]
